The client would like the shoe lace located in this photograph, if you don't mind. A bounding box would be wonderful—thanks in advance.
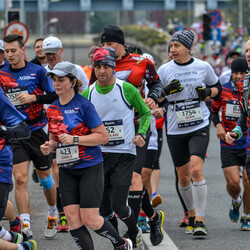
[22,223,29,229]
[47,219,56,230]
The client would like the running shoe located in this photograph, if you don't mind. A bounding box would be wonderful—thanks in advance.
[129,226,143,248]
[115,238,133,249]
[229,199,241,223]
[148,210,164,246]
[240,216,250,231]
[138,218,150,233]
[9,231,23,244]
[179,212,189,227]
[32,168,39,183]
[151,194,162,208]
[10,216,22,233]
[44,216,57,238]
[185,216,195,234]
[57,216,69,232]
[22,239,38,250]
[22,224,33,240]
[193,221,208,238]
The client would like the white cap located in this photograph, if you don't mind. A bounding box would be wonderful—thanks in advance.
[0,40,4,51]
[42,36,62,54]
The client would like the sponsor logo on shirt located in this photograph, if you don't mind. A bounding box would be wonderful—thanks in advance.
[64,109,78,114]
[18,76,35,81]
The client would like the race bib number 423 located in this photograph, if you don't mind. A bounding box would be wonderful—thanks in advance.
[176,103,203,128]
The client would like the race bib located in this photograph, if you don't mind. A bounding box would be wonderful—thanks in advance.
[103,119,124,146]
[176,103,203,128]
[5,87,30,110]
[225,100,240,121]
[56,143,80,168]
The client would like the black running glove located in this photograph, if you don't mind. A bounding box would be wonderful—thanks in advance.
[196,86,211,101]
[162,79,183,96]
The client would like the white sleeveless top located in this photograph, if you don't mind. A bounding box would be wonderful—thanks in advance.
[89,79,136,155]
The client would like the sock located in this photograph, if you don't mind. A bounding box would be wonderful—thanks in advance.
[233,195,242,204]
[10,216,19,226]
[20,214,30,228]
[105,212,118,232]
[94,219,124,247]
[0,226,12,241]
[70,225,94,250]
[48,204,58,218]
[18,245,25,250]
[128,190,143,222]
[57,187,64,214]
[193,179,207,217]
[120,206,137,236]
[178,183,195,211]
[141,189,154,219]
[149,212,158,222]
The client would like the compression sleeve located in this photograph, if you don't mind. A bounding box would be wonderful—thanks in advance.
[36,91,58,104]
[0,121,31,142]
[123,82,151,134]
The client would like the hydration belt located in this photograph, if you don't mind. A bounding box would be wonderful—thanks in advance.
[242,73,250,117]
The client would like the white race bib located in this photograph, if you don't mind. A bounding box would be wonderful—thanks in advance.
[176,103,203,128]
[103,119,124,146]
[225,100,240,121]
[56,143,80,168]
[5,87,30,110]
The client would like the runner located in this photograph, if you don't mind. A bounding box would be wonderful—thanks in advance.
[30,38,47,67]
[91,25,164,246]
[41,61,133,250]
[158,29,222,237]
[82,46,96,81]
[2,34,57,239]
[0,40,9,69]
[82,47,151,248]
[225,38,250,230]
[211,57,250,230]
[0,85,36,249]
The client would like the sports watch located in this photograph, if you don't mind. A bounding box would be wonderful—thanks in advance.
[73,136,79,145]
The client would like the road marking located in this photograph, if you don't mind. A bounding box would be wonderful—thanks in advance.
[143,229,179,250]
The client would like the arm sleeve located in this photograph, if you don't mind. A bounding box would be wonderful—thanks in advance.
[236,109,248,133]
[36,91,58,104]
[123,82,151,134]
[210,99,222,126]
[0,121,31,142]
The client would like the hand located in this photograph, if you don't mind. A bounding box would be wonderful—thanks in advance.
[16,93,36,104]
[40,141,51,155]
[225,132,237,144]
[195,86,211,101]
[58,133,74,145]
[216,123,226,141]
[132,134,146,147]
[152,107,164,119]
[145,98,156,110]
[162,79,183,96]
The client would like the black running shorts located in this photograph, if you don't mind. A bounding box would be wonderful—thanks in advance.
[132,125,150,174]
[11,128,52,171]
[221,147,246,168]
[167,126,210,167]
[0,183,10,221]
[144,149,158,169]
[102,152,135,186]
[59,162,104,208]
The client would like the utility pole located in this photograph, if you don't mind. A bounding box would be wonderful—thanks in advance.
[239,0,243,30]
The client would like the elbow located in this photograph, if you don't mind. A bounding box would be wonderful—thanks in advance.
[103,133,109,144]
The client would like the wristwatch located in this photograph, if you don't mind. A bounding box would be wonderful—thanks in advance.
[73,136,79,145]
[137,133,147,142]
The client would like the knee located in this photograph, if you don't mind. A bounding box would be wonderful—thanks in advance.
[38,174,54,191]
[228,179,240,190]
[191,166,203,181]
[131,172,142,187]
[81,215,95,228]
[178,175,191,187]
[141,168,152,185]
[13,172,28,186]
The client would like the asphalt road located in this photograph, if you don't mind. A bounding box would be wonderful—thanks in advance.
[2,125,250,249]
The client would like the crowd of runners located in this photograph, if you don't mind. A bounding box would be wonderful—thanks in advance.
[0,24,250,250]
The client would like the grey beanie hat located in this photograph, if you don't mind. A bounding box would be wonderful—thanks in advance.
[170,30,194,50]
